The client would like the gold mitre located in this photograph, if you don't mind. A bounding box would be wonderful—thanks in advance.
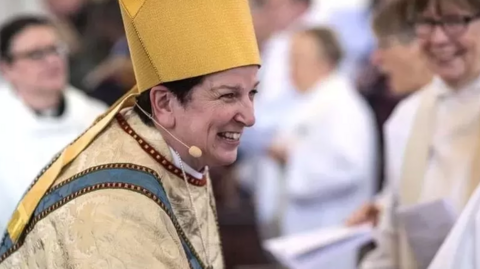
[119,0,261,93]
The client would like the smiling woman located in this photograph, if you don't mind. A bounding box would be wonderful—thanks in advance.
[360,1,480,269]
[135,66,259,170]
[0,0,260,268]
[407,0,480,88]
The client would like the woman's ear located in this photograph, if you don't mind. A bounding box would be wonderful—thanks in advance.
[150,85,175,128]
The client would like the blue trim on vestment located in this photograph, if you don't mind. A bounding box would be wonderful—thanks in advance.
[0,167,202,268]
[0,234,13,257]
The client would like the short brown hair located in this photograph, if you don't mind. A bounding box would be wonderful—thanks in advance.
[301,27,343,67]
[372,0,414,42]
[407,0,480,19]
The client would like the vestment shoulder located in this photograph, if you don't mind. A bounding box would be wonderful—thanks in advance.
[0,165,202,268]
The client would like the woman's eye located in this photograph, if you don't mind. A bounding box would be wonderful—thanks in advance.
[220,93,236,99]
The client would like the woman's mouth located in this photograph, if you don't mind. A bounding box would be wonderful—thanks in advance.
[217,132,241,141]
[431,49,463,63]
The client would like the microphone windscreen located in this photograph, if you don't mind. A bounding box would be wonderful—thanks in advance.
[189,146,202,158]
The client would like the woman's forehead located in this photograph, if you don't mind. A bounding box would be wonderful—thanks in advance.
[205,66,258,86]
[409,0,478,17]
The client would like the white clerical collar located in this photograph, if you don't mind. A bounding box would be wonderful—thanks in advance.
[168,147,203,179]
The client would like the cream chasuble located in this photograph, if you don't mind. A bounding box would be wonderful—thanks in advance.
[397,77,480,269]
[0,110,224,269]
[362,76,480,269]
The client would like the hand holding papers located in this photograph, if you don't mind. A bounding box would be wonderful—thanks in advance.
[263,224,373,269]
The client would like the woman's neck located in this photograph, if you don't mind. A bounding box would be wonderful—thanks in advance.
[444,68,480,91]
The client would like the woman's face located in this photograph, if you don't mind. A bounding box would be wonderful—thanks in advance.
[169,66,259,168]
[415,1,480,87]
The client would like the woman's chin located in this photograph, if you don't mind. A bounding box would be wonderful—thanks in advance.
[432,57,467,85]
[212,150,238,167]
[435,66,466,86]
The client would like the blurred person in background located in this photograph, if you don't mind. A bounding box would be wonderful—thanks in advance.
[346,0,433,228]
[43,0,121,93]
[239,0,316,239]
[276,27,377,235]
[324,0,377,77]
[0,0,47,84]
[360,0,480,267]
[240,0,375,188]
[0,16,107,233]
[268,27,377,268]
[354,0,402,206]
[249,0,276,51]
[82,0,134,105]
[43,0,87,57]
[245,0,313,147]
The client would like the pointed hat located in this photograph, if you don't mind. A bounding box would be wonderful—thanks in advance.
[120,0,261,92]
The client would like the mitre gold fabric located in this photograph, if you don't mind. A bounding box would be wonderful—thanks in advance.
[7,0,260,242]
[120,0,261,92]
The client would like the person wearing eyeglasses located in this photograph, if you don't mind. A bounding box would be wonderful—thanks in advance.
[346,0,434,228]
[0,16,107,234]
[360,0,480,268]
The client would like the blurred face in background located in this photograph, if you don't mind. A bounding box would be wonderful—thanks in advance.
[262,0,310,32]
[413,0,480,88]
[371,35,431,95]
[250,0,275,49]
[1,25,68,101]
[290,32,332,93]
[45,0,86,17]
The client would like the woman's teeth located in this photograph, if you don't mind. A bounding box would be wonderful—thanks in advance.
[432,50,461,62]
[218,132,241,141]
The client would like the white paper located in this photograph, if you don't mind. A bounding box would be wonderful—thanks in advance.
[397,199,458,269]
[263,225,373,269]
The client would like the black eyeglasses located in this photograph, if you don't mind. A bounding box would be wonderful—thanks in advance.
[8,43,68,62]
[413,13,480,38]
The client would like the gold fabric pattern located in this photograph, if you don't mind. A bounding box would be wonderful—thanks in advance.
[0,109,224,268]
[2,190,190,269]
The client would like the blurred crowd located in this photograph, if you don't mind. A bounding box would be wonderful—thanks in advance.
[1,0,478,268]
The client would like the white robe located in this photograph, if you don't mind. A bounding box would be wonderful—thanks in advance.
[0,84,107,234]
[240,2,374,238]
[278,73,377,269]
[280,73,377,234]
[362,76,480,269]
[239,9,329,231]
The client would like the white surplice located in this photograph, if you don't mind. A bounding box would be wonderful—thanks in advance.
[280,73,377,235]
[239,8,330,233]
[0,84,107,234]
[276,73,377,269]
[361,76,480,269]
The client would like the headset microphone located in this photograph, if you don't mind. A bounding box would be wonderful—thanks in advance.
[134,103,203,158]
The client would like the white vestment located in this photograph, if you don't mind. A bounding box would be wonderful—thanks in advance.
[0,84,107,233]
[240,2,374,238]
[239,9,329,231]
[265,73,376,269]
[362,76,480,269]
[279,73,377,235]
